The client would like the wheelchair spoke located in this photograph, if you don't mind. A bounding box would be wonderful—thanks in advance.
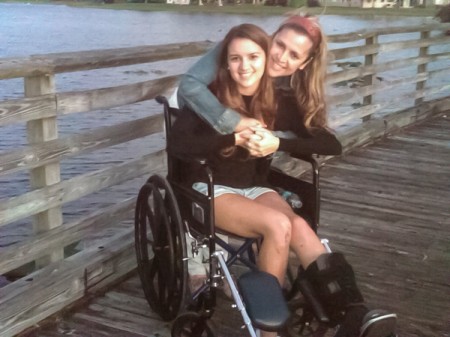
[171,312,216,337]
[135,174,188,321]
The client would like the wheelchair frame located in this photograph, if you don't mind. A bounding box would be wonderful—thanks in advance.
[134,96,333,337]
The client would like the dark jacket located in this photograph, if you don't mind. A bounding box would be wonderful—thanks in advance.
[168,92,342,188]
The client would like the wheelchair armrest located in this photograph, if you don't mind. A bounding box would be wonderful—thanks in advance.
[289,153,319,188]
[268,156,320,232]
[291,153,318,169]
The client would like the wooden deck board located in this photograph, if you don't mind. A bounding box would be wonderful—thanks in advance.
[25,114,450,337]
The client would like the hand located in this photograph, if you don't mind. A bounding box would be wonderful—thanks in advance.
[244,127,280,157]
[234,116,265,133]
[234,128,254,147]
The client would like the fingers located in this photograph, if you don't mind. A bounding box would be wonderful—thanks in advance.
[235,116,266,132]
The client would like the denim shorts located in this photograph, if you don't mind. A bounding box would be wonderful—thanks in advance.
[192,182,276,200]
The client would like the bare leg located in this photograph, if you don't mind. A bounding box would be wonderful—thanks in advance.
[254,193,326,268]
[214,192,291,285]
[214,192,323,337]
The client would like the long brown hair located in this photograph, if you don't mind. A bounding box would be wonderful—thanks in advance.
[273,14,328,129]
[209,23,276,129]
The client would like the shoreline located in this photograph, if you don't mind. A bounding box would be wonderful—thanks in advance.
[0,0,439,17]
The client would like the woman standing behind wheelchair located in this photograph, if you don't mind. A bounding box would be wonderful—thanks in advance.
[171,17,396,337]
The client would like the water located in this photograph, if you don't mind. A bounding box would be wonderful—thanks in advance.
[0,4,445,249]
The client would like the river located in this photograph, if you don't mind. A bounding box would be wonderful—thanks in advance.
[0,3,442,248]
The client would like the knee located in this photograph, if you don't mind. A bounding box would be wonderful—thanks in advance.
[264,213,292,248]
[291,216,315,237]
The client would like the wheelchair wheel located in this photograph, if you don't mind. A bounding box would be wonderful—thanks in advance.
[171,312,216,337]
[135,174,188,321]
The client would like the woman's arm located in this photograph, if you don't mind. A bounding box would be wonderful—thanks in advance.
[273,91,342,156]
[177,43,241,135]
[245,127,342,157]
[277,129,342,156]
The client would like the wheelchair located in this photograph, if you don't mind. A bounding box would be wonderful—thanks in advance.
[134,96,335,337]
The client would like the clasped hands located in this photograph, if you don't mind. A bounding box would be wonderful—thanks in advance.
[234,116,279,157]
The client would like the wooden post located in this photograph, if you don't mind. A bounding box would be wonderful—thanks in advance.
[415,30,430,106]
[25,74,63,267]
[362,34,378,122]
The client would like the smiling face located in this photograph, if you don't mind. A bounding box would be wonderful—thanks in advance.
[227,37,266,96]
[267,27,314,78]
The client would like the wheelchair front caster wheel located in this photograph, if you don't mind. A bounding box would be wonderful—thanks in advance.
[285,298,328,337]
[171,312,216,337]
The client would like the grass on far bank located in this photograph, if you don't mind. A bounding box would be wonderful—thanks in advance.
[1,0,441,17]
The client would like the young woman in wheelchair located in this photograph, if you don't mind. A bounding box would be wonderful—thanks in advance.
[171,18,396,337]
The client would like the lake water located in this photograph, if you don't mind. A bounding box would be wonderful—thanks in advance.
[0,4,443,248]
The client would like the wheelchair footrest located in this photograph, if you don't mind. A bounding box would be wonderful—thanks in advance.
[238,270,290,331]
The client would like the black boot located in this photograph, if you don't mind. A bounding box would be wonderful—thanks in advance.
[303,252,364,324]
[303,253,397,337]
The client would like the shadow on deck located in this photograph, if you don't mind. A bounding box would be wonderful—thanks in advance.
[25,113,450,337]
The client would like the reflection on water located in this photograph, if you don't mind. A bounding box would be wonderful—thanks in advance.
[0,4,446,247]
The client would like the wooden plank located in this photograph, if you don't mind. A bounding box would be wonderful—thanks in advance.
[0,230,136,337]
[35,315,148,337]
[25,74,63,267]
[320,177,449,213]
[415,30,430,105]
[0,150,166,227]
[338,97,450,152]
[96,291,154,319]
[0,114,163,176]
[403,126,450,140]
[73,303,169,337]
[0,77,174,127]
[0,198,135,275]
[388,134,450,149]
[363,144,450,165]
[327,22,450,43]
[0,94,56,127]
[328,73,428,106]
[330,104,382,128]
[57,76,178,115]
[332,148,449,176]
[0,41,214,79]
[321,189,447,223]
[330,34,450,62]
[327,51,450,86]
[322,161,446,191]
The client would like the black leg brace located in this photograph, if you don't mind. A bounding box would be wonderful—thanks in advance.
[303,252,365,325]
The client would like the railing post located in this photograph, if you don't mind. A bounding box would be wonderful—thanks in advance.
[362,34,378,122]
[24,74,63,268]
[415,30,430,106]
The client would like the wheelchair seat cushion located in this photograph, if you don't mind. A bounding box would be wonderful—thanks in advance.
[238,270,290,331]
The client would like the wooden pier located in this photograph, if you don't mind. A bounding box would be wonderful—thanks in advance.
[22,111,450,337]
[1,22,450,337]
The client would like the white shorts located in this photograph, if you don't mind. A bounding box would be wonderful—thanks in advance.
[192,182,276,200]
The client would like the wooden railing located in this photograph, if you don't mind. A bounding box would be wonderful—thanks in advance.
[0,22,449,337]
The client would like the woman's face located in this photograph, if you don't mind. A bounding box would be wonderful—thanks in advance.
[267,27,314,78]
[227,37,266,96]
